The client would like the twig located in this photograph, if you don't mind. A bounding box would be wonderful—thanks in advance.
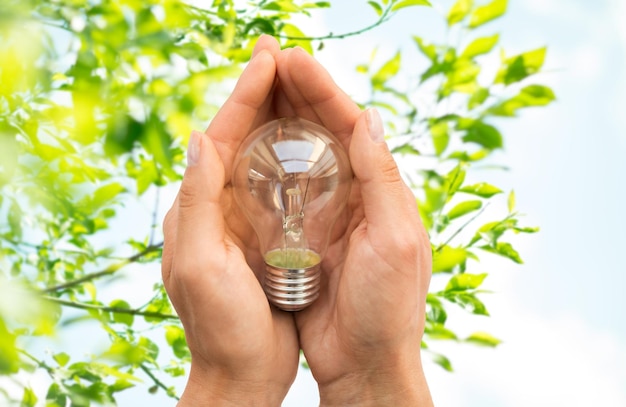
[276,7,394,41]
[436,203,489,252]
[140,364,180,401]
[41,242,163,293]
[42,296,179,321]
[148,189,161,247]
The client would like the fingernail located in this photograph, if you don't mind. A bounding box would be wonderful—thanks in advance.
[188,130,203,166]
[366,108,385,143]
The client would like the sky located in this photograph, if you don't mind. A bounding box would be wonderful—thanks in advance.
[6,1,625,406]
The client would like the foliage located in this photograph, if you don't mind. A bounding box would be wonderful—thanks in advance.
[357,0,550,367]
[0,0,552,404]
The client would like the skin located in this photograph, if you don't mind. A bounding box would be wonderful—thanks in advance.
[161,35,434,406]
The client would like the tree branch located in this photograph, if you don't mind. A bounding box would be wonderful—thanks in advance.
[42,296,179,321]
[436,203,490,252]
[148,189,161,247]
[41,242,163,293]
[276,7,394,41]
[140,364,180,401]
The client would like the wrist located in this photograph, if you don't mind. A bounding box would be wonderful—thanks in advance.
[317,351,433,407]
[177,363,288,407]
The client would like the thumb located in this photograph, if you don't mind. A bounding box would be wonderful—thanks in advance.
[175,130,227,260]
[349,109,419,234]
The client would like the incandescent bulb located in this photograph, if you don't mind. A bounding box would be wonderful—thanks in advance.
[232,117,352,311]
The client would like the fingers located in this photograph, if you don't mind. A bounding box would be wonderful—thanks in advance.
[207,41,278,182]
[275,47,361,148]
[251,34,281,59]
[349,109,421,238]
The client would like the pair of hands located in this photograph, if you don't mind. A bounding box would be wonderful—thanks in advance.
[161,35,433,406]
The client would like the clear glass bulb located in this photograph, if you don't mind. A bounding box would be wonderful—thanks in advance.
[232,117,352,311]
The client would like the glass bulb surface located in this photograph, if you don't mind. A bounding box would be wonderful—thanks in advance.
[232,117,352,311]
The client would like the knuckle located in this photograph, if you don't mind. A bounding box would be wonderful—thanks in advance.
[177,181,200,210]
[378,154,402,184]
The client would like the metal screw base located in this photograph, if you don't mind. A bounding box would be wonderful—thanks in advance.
[264,263,321,311]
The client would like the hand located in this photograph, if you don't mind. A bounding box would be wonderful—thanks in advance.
[273,48,434,406]
[161,36,299,406]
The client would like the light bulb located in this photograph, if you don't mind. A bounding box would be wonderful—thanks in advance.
[232,117,352,311]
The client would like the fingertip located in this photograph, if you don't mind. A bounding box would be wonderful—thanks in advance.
[187,130,204,167]
[182,129,225,203]
[365,108,385,144]
[252,34,280,58]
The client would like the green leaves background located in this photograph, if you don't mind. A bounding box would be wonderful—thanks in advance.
[0,0,553,404]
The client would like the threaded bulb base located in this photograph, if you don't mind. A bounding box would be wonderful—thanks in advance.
[263,263,321,311]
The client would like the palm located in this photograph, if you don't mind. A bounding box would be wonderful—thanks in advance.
[288,183,410,381]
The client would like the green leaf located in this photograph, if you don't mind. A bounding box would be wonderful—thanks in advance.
[425,322,458,340]
[481,241,523,263]
[281,23,313,54]
[21,387,37,407]
[263,1,301,12]
[104,341,145,366]
[469,0,507,28]
[468,87,489,109]
[244,18,277,36]
[165,325,190,359]
[432,353,454,371]
[110,379,135,393]
[303,1,331,8]
[514,225,539,234]
[445,272,487,291]
[138,336,159,365]
[508,190,515,212]
[444,59,480,93]
[8,200,23,239]
[430,121,449,156]
[444,291,489,315]
[144,296,173,323]
[447,200,483,220]
[488,84,556,116]
[466,331,502,347]
[459,182,502,198]
[164,364,186,377]
[495,47,547,85]
[433,246,468,273]
[90,182,125,210]
[426,294,448,324]
[0,318,19,374]
[391,143,420,155]
[371,51,401,89]
[444,164,466,199]
[459,120,503,149]
[447,0,473,26]
[45,383,67,407]
[109,299,134,326]
[470,219,514,245]
[368,1,383,15]
[461,34,499,59]
[53,352,70,367]
[413,36,437,61]
[391,0,432,11]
